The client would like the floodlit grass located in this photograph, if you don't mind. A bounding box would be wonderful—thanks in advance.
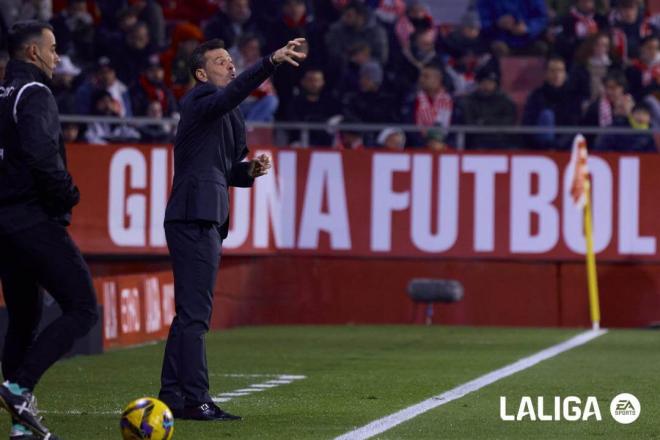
[2,326,657,439]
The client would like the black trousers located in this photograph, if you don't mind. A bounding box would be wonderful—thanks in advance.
[0,220,98,390]
[160,221,222,409]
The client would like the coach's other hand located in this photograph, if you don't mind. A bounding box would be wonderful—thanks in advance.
[271,38,307,67]
[249,154,272,178]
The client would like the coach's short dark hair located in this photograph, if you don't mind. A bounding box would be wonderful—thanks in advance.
[8,20,54,59]
[189,39,225,80]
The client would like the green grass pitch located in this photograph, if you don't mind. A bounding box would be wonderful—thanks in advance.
[4,326,659,439]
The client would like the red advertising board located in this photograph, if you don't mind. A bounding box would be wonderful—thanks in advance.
[67,144,660,262]
[94,271,174,349]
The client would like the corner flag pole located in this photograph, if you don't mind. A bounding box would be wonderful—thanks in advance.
[582,177,601,331]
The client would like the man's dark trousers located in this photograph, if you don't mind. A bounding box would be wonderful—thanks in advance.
[0,220,98,390]
[160,220,222,409]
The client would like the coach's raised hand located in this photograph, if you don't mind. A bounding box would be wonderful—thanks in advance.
[271,38,307,67]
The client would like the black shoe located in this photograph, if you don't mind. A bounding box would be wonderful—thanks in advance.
[182,402,241,421]
[168,406,184,419]
[0,382,54,439]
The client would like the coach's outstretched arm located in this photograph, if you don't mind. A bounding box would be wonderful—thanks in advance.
[194,38,307,116]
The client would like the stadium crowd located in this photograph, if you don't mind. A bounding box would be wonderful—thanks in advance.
[0,0,659,151]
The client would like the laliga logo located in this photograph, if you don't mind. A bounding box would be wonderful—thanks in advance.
[500,393,641,423]
[500,396,602,421]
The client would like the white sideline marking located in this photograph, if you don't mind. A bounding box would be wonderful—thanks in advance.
[42,373,307,415]
[212,374,306,404]
[41,410,120,416]
[335,329,608,440]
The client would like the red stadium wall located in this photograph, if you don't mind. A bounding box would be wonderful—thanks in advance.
[2,145,660,350]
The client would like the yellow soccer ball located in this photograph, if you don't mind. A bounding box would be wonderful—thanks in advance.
[120,397,174,440]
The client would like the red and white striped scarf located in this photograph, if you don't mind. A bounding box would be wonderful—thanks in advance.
[598,97,613,127]
[570,6,598,38]
[415,90,453,127]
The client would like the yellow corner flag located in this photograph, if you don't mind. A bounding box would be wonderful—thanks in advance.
[567,134,601,330]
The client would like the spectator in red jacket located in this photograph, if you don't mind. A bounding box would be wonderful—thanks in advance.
[159,22,204,99]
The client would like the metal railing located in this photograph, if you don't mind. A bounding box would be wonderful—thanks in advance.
[59,115,659,149]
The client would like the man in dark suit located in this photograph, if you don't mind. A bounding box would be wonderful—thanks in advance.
[159,37,306,421]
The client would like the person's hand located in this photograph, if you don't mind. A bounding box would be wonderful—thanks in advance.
[497,15,515,30]
[248,154,272,178]
[271,38,308,67]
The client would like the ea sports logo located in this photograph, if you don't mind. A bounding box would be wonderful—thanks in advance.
[610,393,640,424]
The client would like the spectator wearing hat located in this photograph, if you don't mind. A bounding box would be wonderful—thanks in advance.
[130,54,177,117]
[522,56,582,150]
[159,22,204,99]
[203,0,261,51]
[594,102,656,152]
[477,0,549,56]
[74,56,133,117]
[453,68,519,149]
[285,67,341,147]
[342,60,400,144]
[377,127,406,150]
[325,1,389,66]
[52,54,82,114]
[425,126,450,151]
[232,33,279,122]
[442,11,495,96]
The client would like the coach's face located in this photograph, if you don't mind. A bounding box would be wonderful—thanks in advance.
[198,48,236,87]
[29,29,60,79]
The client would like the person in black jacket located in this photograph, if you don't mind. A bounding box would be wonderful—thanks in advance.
[0,21,98,440]
[159,37,306,422]
[522,56,582,150]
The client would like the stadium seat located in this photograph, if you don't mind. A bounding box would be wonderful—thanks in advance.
[500,56,546,121]
[407,279,464,325]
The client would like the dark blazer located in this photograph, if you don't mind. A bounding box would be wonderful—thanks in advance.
[164,56,277,238]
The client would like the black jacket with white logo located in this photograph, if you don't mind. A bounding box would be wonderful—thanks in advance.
[0,60,79,235]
